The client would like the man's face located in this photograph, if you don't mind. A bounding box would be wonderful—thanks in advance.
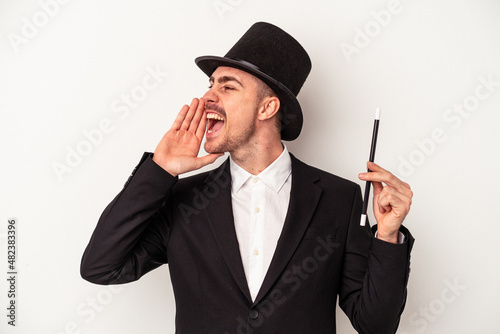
[202,66,263,154]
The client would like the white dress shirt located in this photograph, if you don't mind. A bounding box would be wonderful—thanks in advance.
[229,146,404,302]
[230,146,292,302]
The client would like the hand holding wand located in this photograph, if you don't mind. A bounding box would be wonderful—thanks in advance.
[360,108,381,226]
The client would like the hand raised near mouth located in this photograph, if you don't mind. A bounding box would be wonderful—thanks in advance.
[153,98,224,177]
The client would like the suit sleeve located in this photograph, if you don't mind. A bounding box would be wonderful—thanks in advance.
[80,153,177,285]
[339,185,414,334]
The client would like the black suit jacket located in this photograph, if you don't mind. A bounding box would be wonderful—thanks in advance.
[81,152,414,334]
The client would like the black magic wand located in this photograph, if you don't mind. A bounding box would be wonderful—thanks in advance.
[360,108,381,226]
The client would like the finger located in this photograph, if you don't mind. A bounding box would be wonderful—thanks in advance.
[371,180,384,197]
[189,98,205,135]
[377,186,412,215]
[374,178,412,206]
[359,162,413,198]
[170,104,190,131]
[371,181,387,214]
[195,111,208,140]
[180,98,199,131]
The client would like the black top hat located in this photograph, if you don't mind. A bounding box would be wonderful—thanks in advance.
[195,22,312,141]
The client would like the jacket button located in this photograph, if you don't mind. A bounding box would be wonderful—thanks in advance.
[249,309,259,319]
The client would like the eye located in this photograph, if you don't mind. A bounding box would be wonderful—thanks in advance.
[223,86,234,91]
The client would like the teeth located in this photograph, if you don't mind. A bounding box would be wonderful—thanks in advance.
[206,113,224,121]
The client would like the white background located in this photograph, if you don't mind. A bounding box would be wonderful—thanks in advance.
[1,0,499,333]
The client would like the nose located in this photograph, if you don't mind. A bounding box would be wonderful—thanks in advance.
[202,86,218,104]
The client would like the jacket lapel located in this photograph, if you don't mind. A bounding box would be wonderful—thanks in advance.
[254,155,322,304]
[203,160,253,303]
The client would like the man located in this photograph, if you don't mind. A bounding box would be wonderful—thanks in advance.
[81,22,414,333]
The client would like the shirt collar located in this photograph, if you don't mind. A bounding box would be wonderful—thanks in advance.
[230,145,292,195]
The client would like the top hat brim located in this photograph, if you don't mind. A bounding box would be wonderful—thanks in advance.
[195,56,303,141]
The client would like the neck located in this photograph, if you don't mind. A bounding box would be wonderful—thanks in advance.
[230,136,284,175]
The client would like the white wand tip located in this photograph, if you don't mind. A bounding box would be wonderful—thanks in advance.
[360,214,367,226]
[375,108,381,120]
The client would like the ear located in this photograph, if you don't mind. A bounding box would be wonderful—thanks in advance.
[257,96,281,121]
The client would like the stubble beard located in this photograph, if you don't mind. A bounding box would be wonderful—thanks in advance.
[204,121,256,155]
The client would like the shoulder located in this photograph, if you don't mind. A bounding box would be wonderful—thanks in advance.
[173,159,231,194]
[290,153,360,193]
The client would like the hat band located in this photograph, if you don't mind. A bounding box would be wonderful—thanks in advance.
[226,57,261,72]
[226,57,290,96]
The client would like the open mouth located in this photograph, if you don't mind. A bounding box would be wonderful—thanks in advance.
[206,112,225,136]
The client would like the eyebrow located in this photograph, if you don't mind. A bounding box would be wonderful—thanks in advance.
[209,75,244,88]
